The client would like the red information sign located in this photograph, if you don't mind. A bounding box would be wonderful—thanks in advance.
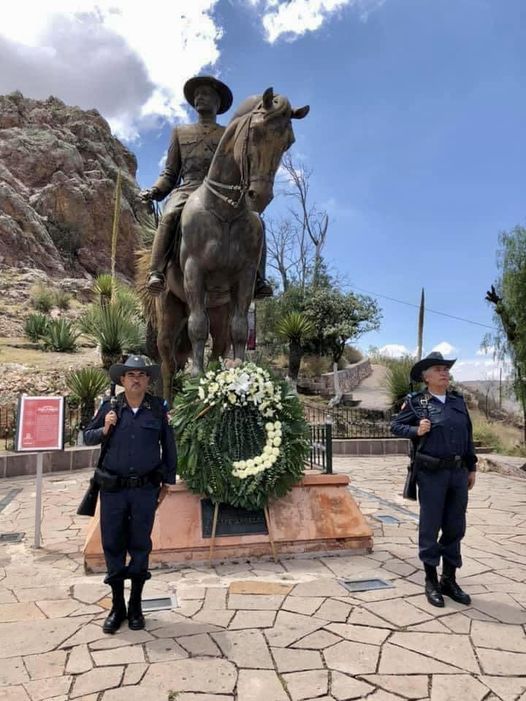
[16,396,65,452]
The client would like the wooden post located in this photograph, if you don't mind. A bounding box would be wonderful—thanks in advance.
[264,505,277,562]
[208,502,220,562]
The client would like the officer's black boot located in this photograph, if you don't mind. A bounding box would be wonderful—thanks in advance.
[424,564,445,608]
[128,578,146,630]
[102,581,127,634]
[254,273,273,299]
[440,561,471,605]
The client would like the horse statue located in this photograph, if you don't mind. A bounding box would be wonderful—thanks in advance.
[154,88,309,399]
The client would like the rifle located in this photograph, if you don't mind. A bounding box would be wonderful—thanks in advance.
[77,382,117,516]
[403,394,430,501]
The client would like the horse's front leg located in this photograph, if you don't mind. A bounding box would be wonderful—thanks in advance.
[231,266,257,362]
[184,256,208,376]
[156,292,186,402]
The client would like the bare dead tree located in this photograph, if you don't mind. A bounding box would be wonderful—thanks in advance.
[267,154,329,291]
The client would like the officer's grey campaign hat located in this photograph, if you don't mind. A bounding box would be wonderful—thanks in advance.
[410,351,456,383]
[184,75,233,114]
[109,355,160,385]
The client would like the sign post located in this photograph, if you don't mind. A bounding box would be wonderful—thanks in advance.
[15,395,65,548]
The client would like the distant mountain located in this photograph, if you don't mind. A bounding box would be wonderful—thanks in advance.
[460,380,520,415]
[0,91,145,280]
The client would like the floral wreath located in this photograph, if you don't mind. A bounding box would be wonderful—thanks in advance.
[170,360,309,511]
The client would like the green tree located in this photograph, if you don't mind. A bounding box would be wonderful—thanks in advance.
[485,224,526,441]
[303,288,381,365]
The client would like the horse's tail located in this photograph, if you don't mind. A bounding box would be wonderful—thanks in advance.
[135,248,159,361]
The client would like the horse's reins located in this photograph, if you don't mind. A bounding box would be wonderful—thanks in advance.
[204,105,276,209]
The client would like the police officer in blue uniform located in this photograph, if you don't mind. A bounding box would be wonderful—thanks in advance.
[84,355,176,633]
[391,352,477,608]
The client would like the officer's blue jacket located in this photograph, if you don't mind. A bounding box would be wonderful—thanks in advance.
[84,393,177,483]
[391,391,477,471]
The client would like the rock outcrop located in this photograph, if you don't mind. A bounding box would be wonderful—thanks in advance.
[0,91,145,279]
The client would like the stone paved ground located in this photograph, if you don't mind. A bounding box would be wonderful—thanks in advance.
[0,456,525,701]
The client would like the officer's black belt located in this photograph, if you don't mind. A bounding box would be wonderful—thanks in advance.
[95,468,162,490]
[416,454,465,470]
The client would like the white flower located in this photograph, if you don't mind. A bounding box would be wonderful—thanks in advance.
[273,437,282,447]
[274,421,282,430]
[246,459,255,469]
[198,387,205,400]
[265,422,274,431]
[228,393,237,404]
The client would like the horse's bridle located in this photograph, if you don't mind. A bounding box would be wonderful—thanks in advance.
[204,108,276,209]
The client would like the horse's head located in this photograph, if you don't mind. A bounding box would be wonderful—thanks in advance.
[232,88,309,213]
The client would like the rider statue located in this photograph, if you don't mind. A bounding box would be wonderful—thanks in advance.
[140,75,273,299]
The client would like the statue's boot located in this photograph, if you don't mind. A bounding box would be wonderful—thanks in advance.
[424,564,444,608]
[440,561,471,605]
[102,581,127,634]
[254,274,273,299]
[147,271,166,295]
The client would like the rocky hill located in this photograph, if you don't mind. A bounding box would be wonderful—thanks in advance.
[0,91,146,280]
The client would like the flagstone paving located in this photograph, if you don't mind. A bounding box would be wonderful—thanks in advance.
[0,455,525,700]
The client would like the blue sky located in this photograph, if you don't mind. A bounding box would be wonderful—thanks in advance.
[1,0,525,379]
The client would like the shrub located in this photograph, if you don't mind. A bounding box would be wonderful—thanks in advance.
[342,345,363,365]
[92,274,114,304]
[66,367,109,427]
[30,284,54,313]
[53,289,71,311]
[41,318,79,352]
[24,313,49,342]
[472,418,503,452]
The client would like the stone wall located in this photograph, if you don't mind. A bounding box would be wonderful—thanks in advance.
[299,359,372,396]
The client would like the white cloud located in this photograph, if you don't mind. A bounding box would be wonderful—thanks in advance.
[250,0,385,43]
[453,358,511,382]
[0,0,222,140]
[431,341,456,356]
[378,344,411,358]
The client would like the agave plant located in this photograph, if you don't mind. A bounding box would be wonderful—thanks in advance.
[78,302,145,368]
[276,311,315,382]
[66,367,109,427]
[41,318,79,353]
[24,313,50,343]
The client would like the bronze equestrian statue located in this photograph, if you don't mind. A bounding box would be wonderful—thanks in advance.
[145,84,309,398]
[141,75,272,300]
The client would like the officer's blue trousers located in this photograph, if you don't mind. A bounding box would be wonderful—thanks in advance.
[416,466,469,568]
[100,486,159,584]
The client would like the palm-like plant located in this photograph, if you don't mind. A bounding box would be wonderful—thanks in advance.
[276,311,315,381]
[66,367,109,428]
[78,302,144,368]
[24,313,49,343]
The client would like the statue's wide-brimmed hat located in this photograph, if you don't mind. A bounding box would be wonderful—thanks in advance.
[109,355,160,385]
[184,75,233,114]
[410,351,456,383]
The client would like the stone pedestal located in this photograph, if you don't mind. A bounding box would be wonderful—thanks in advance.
[83,472,373,572]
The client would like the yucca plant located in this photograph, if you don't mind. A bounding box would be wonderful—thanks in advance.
[384,356,420,410]
[41,318,79,353]
[92,273,114,306]
[78,302,144,368]
[24,313,50,342]
[276,311,315,382]
[66,367,109,427]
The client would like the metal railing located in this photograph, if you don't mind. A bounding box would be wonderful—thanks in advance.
[0,403,82,451]
[303,402,394,439]
[306,422,333,474]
